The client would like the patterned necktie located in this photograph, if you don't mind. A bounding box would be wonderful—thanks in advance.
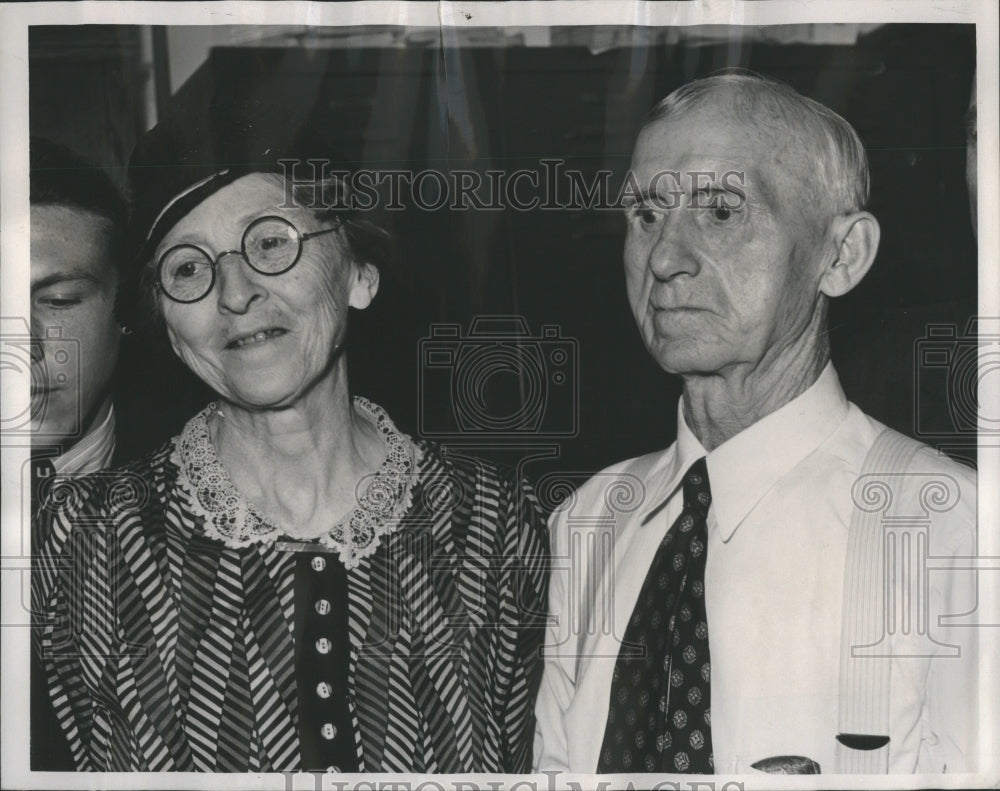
[598,456,713,774]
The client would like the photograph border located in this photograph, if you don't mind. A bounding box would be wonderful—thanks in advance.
[2,2,997,789]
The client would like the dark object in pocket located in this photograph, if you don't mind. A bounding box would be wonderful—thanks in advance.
[751,755,822,774]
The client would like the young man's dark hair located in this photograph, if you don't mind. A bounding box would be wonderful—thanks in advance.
[30,136,127,280]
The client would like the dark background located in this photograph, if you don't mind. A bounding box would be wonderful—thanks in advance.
[29,23,978,482]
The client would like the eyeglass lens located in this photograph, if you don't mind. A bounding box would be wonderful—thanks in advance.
[158,216,304,302]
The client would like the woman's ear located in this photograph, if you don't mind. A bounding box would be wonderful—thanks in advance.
[348,261,380,310]
[818,211,881,298]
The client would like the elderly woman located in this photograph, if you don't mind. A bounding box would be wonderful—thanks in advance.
[32,122,548,772]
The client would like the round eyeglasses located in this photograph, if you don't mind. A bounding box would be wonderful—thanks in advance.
[156,215,341,303]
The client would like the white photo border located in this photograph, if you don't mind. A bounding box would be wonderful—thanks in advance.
[2,2,997,789]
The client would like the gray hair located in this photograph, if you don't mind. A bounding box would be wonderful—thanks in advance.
[645,72,870,215]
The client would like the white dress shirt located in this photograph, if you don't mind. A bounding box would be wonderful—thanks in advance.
[533,363,980,774]
[51,403,116,475]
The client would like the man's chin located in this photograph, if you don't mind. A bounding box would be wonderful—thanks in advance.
[646,337,726,376]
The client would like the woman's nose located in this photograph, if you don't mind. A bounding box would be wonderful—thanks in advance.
[215,252,266,314]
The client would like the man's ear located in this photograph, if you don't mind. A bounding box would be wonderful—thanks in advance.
[818,211,880,298]
[348,261,380,310]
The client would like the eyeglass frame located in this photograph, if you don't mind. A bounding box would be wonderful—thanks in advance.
[155,214,342,304]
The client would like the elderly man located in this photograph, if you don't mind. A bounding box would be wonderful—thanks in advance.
[533,74,979,776]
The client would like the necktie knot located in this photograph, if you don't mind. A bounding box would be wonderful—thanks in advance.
[683,457,711,514]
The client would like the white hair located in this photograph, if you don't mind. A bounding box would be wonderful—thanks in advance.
[645,72,870,215]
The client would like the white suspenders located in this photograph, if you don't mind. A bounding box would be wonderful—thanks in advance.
[835,427,927,773]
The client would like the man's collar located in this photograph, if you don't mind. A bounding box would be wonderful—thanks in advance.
[702,362,848,541]
[53,403,117,476]
[638,410,709,526]
[638,362,849,539]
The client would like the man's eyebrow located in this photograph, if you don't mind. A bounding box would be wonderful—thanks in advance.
[688,184,737,204]
[690,181,736,195]
[31,270,104,291]
[622,189,655,207]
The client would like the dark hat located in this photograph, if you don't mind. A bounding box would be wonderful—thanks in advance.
[122,91,394,337]
[128,95,348,267]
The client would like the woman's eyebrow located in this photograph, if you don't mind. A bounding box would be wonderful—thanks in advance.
[238,207,291,223]
[159,206,296,250]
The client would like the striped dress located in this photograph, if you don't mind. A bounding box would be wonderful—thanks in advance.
[32,407,549,772]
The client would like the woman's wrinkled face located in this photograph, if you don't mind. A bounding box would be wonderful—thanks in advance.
[155,173,377,409]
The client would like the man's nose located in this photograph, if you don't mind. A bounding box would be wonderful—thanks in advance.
[647,213,700,280]
[215,252,267,314]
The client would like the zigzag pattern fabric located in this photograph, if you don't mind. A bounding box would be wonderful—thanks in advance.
[32,441,548,772]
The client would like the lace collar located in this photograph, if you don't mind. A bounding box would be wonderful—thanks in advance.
[171,396,420,569]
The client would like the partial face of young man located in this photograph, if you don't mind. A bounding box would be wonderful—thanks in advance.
[30,204,121,446]
[624,93,833,381]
